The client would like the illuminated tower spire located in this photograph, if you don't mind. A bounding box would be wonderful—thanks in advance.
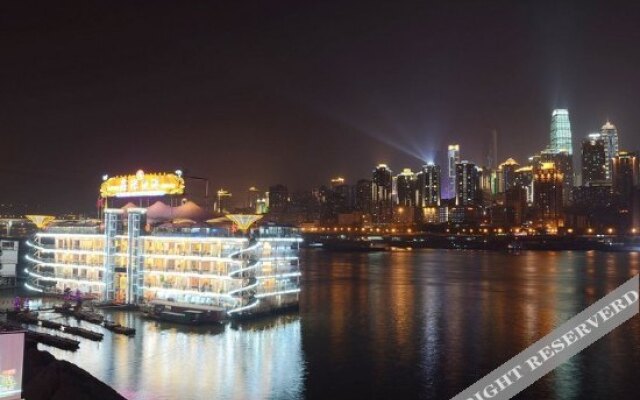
[550,109,573,155]
[447,144,460,199]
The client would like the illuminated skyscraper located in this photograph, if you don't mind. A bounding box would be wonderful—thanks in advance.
[534,162,564,229]
[216,189,232,213]
[455,161,480,206]
[541,149,574,206]
[600,120,619,181]
[498,158,520,193]
[396,168,418,206]
[247,186,260,209]
[550,109,573,155]
[371,164,393,223]
[581,133,607,185]
[447,144,460,198]
[417,163,441,207]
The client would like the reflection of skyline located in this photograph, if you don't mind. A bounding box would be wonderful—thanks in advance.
[5,250,639,399]
[301,249,640,400]
[43,314,304,400]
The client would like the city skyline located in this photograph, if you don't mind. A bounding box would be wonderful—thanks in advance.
[0,111,635,214]
[2,1,640,213]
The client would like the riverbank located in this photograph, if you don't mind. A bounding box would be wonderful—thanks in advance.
[23,340,124,400]
[303,232,640,252]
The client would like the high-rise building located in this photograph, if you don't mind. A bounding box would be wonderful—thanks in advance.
[417,163,441,207]
[550,109,573,155]
[447,144,460,199]
[268,184,289,213]
[514,165,534,204]
[247,186,260,209]
[541,149,574,206]
[371,164,393,223]
[491,130,498,169]
[581,133,607,186]
[355,179,372,214]
[600,120,620,181]
[329,177,351,212]
[612,151,638,210]
[396,168,418,207]
[498,158,520,193]
[455,161,480,206]
[533,162,564,228]
[216,189,232,213]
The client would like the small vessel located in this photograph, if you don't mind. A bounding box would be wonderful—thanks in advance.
[54,304,105,325]
[103,320,136,336]
[141,300,226,325]
[62,325,104,341]
[321,237,389,252]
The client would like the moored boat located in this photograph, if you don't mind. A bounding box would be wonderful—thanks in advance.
[103,320,136,336]
[141,300,226,324]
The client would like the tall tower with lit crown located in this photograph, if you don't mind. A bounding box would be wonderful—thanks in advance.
[447,144,460,198]
[550,109,573,155]
[600,120,619,181]
[371,164,393,223]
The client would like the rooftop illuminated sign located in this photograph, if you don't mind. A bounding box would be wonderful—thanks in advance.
[100,170,185,198]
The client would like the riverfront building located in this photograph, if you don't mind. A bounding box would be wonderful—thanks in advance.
[25,170,301,318]
[26,210,301,317]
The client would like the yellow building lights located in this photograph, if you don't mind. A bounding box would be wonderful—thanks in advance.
[100,170,185,198]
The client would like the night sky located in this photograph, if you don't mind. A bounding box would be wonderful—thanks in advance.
[2,1,639,213]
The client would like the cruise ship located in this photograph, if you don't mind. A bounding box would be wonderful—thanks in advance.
[25,207,302,321]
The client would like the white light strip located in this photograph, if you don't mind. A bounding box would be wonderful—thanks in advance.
[227,299,261,315]
[25,282,44,293]
[142,286,233,299]
[257,272,302,279]
[228,281,259,295]
[228,242,261,258]
[143,236,248,243]
[142,253,241,263]
[25,255,105,271]
[228,261,262,276]
[104,208,125,214]
[143,270,234,280]
[255,288,301,298]
[26,269,105,286]
[125,207,147,213]
[258,237,303,242]
[36,233,104,239]
[115,191,167,197]
[27,241,104,255]
[260,256,299,261]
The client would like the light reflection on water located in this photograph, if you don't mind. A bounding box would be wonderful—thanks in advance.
[300,250,639,400]
[3,250,639,399]
[44,315,304,400]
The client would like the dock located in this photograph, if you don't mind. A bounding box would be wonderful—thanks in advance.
[6,311,104,341]
[0,321,80,351]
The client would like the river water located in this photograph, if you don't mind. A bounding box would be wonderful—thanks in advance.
[3,249,639,399]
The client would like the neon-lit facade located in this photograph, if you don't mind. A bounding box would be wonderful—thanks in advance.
[26,209,301,316]
[100,170,185,198]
